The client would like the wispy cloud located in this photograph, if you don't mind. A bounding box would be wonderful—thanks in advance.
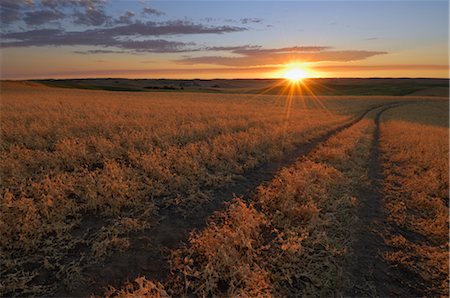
[176,47,387,66]
[73,49,131,55]
[240,18,263,24]
[316,64,449,71]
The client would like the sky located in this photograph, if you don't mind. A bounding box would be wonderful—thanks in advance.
[0,0,448,79]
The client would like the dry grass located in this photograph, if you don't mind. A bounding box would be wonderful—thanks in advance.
[165,116,376,297]
[111,101,448,297]
[380,102,449,296]
[1,83,379,296]
[2,82,445,297]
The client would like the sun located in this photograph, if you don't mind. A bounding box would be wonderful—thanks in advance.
[283,67,308,82]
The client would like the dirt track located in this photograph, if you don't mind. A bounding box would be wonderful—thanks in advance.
[345,103,431,297]
[56,102,401,297]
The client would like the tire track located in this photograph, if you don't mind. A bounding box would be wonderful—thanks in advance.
[58,102,401,297]
[346,103,427,297]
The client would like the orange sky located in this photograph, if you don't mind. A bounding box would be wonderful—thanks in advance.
[1,1,448,79]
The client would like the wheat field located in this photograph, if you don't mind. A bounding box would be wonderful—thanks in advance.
[0,82,448,297]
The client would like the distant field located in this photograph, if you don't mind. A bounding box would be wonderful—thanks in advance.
[32,78,450,96]
[0,82,448,297]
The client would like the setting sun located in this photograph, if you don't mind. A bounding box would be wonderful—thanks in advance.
[283,67,308,82]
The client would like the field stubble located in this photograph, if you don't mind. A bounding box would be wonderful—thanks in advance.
[0,82,447,297]
[105,101,448,297]
[379,102,449,296]
[112,101,384,297]
[0,83,376,296]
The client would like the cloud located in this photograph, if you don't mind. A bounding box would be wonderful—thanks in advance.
[24,9,64,25]
[205,45,260,51]
[0,20,247,53]
[240,18,263,24]
[0,0,111,27]
[31,0,111,27]
[99,21,245,36]
[73,49,128,55]
[73,6,110,26]
[315,64,449,72]
[143,7,164,16]
[41,0,105,10]
[202,17,216,23]
[2,30,196,53]
[115,11,135,24]
[0,0,32,25]
[1,20,237,52]
[175,47,387,66]
[2,28,62,40]
[223,17,265,25]
[115,39,197,53]
[232,46,333,55]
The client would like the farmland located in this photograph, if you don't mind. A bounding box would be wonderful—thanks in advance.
[0,81,448,297]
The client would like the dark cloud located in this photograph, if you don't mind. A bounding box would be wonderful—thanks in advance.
[3,28,62,40]
[1,0,111,27]
[2,30,191,52]
[0,0,32,25]
[143,7,164,16]
[24,9,64,25]
[2,28,107,47]
[40,0,110,26]
[115,11,135,24]
[0,0,260,56]
[99,21,245,36]
[41,0,105,10]
[73,7,110,26]
[41,0,75,10]
[175,47,387,66]
[0,20,240,52]
[118,39,197,53]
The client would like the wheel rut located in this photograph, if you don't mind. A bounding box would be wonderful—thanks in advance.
[57,102,400,297]
[346,103,427,297]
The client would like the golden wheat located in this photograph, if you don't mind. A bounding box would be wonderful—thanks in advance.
[380,102,449,296]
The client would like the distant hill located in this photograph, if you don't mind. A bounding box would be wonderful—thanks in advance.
[22,78,450,97]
